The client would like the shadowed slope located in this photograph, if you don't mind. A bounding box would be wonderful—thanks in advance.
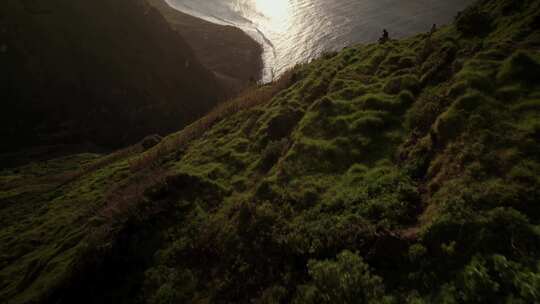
[0,0,224,165]
[1,0,540,303]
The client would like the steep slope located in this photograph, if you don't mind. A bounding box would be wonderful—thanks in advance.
[1,0,540,303]
[0,0,224,165]
[146,0,263,93]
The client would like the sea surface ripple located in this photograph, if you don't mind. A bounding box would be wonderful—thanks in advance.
[166,0,474,82]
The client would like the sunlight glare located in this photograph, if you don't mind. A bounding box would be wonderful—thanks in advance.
[253,0,292,32]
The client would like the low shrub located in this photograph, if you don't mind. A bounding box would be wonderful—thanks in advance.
[497,51,540,86]
[260,139,289,171]
[433,107,466,144]
[359,94,402,113]
[294,251,391,304]
[383,75,420,95]
[330,166,420,228]
[456,6,492,37]
[350,115,385,133]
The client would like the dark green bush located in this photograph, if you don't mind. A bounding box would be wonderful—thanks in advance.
[143,267,197,304]
[383,75,420,95]
[453,90,486,112]
[497,51,540,86]
[433,107,466,144]
[456,6,492,37]
[260,139,289,171]
[331,166,420,228]
[294,251,391,304]
[435,254,540,303]
[405,100,441,132]
[350,115,385,133]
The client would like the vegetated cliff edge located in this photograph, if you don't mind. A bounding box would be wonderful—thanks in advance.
[0,0,225,166]
[1,0,540,303]
[146,0,263,94]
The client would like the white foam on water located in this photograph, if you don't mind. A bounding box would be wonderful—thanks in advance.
[166,0,475,83]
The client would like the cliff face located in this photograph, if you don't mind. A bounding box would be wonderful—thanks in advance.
[146,0,263,94]
[1,0,540,303]
[0,0,223,161]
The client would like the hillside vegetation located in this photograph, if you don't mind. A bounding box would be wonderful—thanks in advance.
[1,0,540,303]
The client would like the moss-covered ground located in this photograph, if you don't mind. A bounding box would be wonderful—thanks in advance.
[1,0,540,303]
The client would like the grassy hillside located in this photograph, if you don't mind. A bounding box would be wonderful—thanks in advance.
[1,0,539,303]
[0,0,223,164]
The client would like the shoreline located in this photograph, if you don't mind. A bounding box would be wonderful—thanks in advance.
[146,0,264,94]
[152,0,476,84]
[159,1,277,83]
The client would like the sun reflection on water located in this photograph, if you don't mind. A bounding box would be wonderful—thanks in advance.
[253,0,292,33]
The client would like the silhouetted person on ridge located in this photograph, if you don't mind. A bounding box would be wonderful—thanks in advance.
[379,29,389,44]
[430,24,437,36]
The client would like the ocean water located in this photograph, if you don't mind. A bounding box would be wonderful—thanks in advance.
[165,0,474,82]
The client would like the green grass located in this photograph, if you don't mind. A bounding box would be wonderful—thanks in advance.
[2,0,540,303]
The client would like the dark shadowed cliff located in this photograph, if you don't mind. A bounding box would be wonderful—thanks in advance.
[0,0,225,164]
[146,0,263,94]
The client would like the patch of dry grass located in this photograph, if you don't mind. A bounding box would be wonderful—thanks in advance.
[130,67,301,173]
